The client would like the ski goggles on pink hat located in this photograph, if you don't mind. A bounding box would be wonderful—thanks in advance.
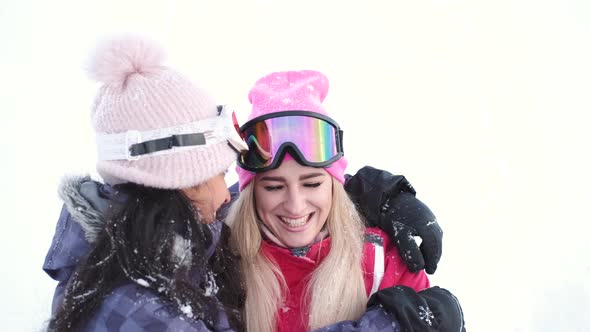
[235,111,344,172]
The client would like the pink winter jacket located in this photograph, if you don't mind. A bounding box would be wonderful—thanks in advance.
[261,227,430,332]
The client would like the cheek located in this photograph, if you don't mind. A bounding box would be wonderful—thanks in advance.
[254,188,277,219]
[216,189,227,205]
[213,177,229,205]
[317,183,333,205]
[319,195,332,213]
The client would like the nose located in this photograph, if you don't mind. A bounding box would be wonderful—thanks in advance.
[222,187,231,205]
[283,186,306,216]
[215,187,232,221]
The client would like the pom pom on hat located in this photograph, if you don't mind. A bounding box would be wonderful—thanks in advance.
[88,35,237,189]
[87,35,166,84]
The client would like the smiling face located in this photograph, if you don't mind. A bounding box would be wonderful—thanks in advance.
[253,159,333,248]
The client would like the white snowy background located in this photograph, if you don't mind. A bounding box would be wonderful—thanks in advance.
[1,0,589,331]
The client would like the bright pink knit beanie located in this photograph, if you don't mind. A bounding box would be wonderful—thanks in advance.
[236,70,348,191]
[88,36,236,189]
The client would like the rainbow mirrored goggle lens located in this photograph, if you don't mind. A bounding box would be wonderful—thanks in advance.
[237,111,344,172]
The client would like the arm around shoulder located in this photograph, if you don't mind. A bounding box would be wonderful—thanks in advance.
[345,166,443,274]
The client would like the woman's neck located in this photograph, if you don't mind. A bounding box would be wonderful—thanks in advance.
[259,223,329,256]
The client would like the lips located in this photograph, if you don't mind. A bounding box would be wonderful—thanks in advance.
[279,213,312,228]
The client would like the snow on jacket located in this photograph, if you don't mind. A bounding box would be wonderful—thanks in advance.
[43,177,402,332]
[42,176,233,331]
[263,227,430,332]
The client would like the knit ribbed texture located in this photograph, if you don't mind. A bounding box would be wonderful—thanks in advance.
[237,70,348,191]
[88,36,235,189]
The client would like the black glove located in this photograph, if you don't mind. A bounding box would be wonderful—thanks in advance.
[382,192,442,274]
[367,285,466,332]
[344,166,442,274]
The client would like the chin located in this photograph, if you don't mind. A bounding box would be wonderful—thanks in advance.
[283,235,316,248]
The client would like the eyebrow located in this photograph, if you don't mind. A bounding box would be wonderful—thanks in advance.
[259,172,326,182]
[300,173,325,180]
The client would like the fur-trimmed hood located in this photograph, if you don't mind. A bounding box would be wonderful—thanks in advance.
[57,175,107,243]
[43,175,109,284]
[43,175,112,313]
[43,174,225,289]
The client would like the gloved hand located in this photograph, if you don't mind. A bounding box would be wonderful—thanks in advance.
[344,166,442,274]
[381,192,442,274]
[367,285,466,332]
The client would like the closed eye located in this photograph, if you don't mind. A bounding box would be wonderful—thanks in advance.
[264,185,283,191]
[304,182,321,188]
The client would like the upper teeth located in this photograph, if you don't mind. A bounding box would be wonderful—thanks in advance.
[280,216,308,227]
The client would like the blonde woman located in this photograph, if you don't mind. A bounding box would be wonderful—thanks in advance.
[226,70,465,332]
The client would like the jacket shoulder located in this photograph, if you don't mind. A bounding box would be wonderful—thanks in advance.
[84,283,215,331]
[58,174,107,242]
[364,227,392,248]
[43,175,107,282]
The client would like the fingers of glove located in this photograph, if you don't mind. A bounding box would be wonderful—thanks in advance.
[379,286,465,332]
[418,220,443,274]
[368,286,414,331]
[368,286,438,332]
[368,285,413,308]
[419,287,466,331]
[391,222,425,273]
[385,193,442,273]
[406,196,442,274]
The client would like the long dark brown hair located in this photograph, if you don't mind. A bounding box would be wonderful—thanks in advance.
[48,183,244,331]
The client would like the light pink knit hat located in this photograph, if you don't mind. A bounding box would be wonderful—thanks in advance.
[88,36,236,189]
[236,70,348,191]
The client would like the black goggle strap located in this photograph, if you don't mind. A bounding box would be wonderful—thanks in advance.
[129,133,207,157]
[96,105,246,161]
[336,129,344,152]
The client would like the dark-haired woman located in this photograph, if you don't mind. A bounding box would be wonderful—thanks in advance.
[46,177,244,331]
[44,35,246,331]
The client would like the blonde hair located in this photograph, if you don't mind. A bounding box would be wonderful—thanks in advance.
[226,179,367,331]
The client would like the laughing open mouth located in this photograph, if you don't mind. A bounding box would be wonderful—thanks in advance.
[279,213,313,227]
